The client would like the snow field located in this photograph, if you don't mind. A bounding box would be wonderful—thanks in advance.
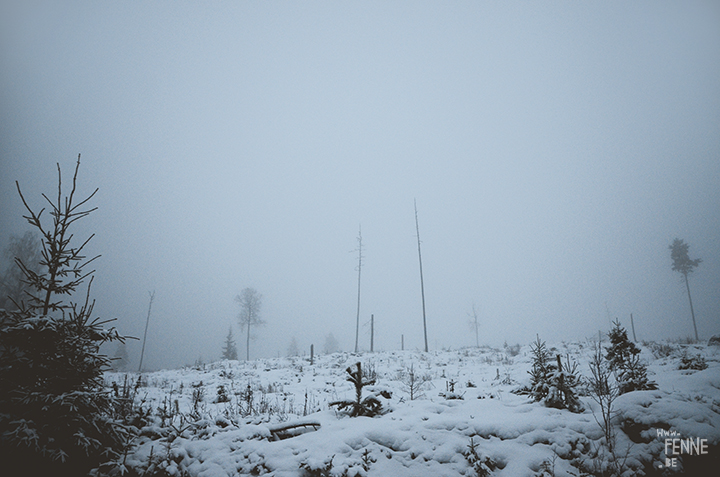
[105,341,720,476]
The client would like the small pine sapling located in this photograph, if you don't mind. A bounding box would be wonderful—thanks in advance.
[528,335,556,402]
[544,354,583,413]
[605,320,656,394]
[678,353,708,371]
[605,319,639,371]
[400,362,431,400]
[329,362,390,417]
[464,436,497,477]
[221,327,238,360]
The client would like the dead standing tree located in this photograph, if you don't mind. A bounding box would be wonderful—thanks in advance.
[414,200,429,352]
[235,287,264,360]
[354,226,363,353]
[137,290,155,372]
[468,303,480,348]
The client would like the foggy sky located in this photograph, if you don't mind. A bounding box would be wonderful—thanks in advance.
[1,1,719,371]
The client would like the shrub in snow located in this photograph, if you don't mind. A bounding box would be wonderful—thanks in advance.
[329,362,390,417]
[605,320,656,394]
[0,158,127,475]
[300,456,334,477]
[215,384,231,403]
[439,378,465,400]
[678,352,708,371]
[647,341,677,359]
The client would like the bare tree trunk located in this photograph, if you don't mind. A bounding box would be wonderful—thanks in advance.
[471,303,479,347]
[370,314,374,352]
[684,273,699,341]
[414,200,429,352]
[630,313,637,342]
[138,290,155,372]
[246,320,251,360]
[355,226,363,353]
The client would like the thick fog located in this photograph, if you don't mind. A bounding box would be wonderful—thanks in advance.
[1,1,718,371]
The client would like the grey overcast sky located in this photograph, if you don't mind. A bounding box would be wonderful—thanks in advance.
[1,1,719,370]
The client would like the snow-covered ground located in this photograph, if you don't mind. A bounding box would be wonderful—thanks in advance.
[105,340,720,476]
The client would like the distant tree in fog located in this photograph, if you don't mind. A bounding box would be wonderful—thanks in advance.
[235,288,264,360]
[287,337,299,357]
[112,341,129,371]
[468,303,480,348]
[669,238,702,341]
[0,231,42,311]
[221,327,238,360]
[323,332,339,354]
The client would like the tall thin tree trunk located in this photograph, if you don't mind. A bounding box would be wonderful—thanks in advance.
[138,290,155,372]
[630,313,637,342]
[684,273,699,341]
[370,314,374,352]
[246,320,251,360]
[414,200,429,352]
[355,226,362,353]
[471,303,479,347]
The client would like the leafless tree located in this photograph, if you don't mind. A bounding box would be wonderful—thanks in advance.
[235,287,264,360]
[583,337,633,476]
[400,362,432,400]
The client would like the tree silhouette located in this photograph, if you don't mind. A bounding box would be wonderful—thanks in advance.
[669,238,702,341]
[0,156,126,475]
[287,336,299,357]
[324,332,339,354]
[235,287,264,360]
[221,327,238,360]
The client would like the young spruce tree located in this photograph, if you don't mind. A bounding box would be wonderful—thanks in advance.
[605,320,656,394]
[0,156,127,475]
[221,326,238,360]
[526,335,582,412]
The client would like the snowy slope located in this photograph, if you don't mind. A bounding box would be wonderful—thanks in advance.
[104,341,720,476]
